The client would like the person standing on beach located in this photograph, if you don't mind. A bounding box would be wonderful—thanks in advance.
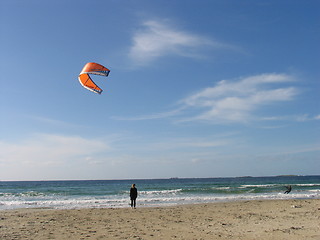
[130,184,138,208]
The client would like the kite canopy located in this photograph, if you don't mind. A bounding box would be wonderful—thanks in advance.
[78,62,110,94]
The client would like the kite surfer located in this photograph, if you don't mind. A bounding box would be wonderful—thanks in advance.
[130,184,138,208]
[284,185,292,194]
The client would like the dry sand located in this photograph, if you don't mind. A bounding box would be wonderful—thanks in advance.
[1,199,319,240]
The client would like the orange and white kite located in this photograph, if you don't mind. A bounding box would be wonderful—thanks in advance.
[78,62,110,94]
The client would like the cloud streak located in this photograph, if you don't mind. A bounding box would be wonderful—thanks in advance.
[0,134,110,166]
[112,108,184,121]
[129,20,231,66]
[181,73,298,123]
[114,73,300,124]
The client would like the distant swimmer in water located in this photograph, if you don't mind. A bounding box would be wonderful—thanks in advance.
[284,185,292,194]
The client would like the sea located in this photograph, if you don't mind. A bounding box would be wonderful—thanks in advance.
[1,175,319,210]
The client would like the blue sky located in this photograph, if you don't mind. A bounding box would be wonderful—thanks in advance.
[0,0,319,180]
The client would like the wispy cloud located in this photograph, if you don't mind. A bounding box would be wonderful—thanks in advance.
[180,73,298,123]
[129,20,232,66]
[114,73,299,124]
[149,138,231,151]
[0,134,110,166]
[112,108,184,121]
[28,115,83,128]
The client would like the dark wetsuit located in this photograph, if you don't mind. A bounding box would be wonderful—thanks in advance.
[284,185,292,194]
[130,187,138,208]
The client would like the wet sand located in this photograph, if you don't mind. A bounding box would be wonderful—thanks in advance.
[1,199,319,240]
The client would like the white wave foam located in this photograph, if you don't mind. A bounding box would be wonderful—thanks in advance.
[240,184,278,188]
[215,187,231,190]
[1,190,319,210]
[139,189,182,195]
[308,189,320,193]
[296,184,320,187]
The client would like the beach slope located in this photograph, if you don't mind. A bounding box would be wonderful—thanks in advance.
[1,199,319,240]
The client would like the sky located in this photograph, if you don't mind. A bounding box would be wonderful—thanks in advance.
[0,0,319,181]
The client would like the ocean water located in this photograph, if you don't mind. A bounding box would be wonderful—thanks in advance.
[0,176,319,210]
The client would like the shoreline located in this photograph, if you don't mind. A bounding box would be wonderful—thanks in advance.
[2,195,319,211]
[1,199,319,239]
[2,176,319,210]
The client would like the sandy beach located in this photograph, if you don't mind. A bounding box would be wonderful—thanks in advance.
[1,199,319,240]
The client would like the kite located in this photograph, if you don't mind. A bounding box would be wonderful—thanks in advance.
[78,62,110,94]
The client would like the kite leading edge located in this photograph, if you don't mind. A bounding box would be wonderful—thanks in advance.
[78,62,110,94]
